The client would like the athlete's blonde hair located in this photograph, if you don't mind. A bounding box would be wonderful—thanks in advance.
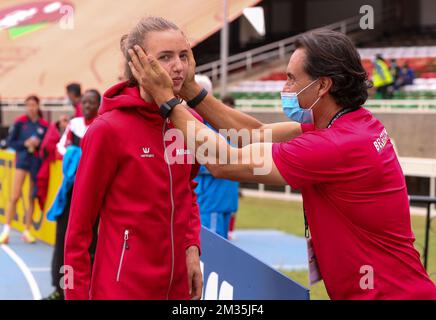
[120,16,183,86]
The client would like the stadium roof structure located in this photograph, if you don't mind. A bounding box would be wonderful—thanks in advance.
[0,0,260,98]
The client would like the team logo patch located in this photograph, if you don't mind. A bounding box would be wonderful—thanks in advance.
[140,147,155,158]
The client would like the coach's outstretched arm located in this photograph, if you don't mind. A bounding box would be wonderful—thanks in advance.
[179,46,303,146]
[128,46,288,186]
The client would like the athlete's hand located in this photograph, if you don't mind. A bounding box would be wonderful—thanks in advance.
[179,44,202,101]
[128,45,174,105]
[186,245,203,300]
[24,137,39,148]
[31,137,41,147]
[24,138,32,148]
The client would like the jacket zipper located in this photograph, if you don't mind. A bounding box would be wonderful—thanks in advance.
[116,229,129,282]
[162,121,175,300]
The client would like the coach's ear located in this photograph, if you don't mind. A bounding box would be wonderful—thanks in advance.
[318,76,332,97]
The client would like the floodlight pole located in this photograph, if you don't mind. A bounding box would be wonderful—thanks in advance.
[220,0,229,98]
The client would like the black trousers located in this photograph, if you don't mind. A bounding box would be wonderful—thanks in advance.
[377,84,393,99]
[51,186,99,291]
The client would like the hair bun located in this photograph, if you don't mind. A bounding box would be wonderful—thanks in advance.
[120,34,128,51]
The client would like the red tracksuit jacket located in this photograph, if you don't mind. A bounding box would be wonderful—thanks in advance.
[64,82,201,300]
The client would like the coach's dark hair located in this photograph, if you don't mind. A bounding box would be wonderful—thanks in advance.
[120,16,182,86]
[294,29,371,108]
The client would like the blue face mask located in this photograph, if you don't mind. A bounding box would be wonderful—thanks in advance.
[281,79,320,124]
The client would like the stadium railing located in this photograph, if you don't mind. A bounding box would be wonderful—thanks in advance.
[196,8,395,82]
[234,99,436,111]
[409,195,436,271]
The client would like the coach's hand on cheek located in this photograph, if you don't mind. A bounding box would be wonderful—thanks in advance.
[128,45,175,106]
[180,45,201,101]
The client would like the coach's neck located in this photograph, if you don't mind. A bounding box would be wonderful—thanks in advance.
[314,96,342,129]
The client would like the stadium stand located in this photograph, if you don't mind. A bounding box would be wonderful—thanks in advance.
[224,46,436,101]
[0,0,261,98]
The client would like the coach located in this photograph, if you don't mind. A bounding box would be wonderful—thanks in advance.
[128,29,436,299]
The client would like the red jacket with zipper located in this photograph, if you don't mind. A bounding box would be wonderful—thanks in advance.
[64,82,201,300]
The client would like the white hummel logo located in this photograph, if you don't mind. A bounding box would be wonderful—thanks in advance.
[141,147,155,158]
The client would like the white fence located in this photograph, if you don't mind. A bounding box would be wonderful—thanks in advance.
[235,99,436,113]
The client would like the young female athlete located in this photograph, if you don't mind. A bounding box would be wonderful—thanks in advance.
[64,17,203,300]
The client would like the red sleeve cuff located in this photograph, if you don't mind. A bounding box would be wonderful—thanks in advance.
[301,123,315,133]
[185,242,201,256]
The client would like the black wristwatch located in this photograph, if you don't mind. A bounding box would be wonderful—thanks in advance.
[187,88,208,108]
[159,97,181,118]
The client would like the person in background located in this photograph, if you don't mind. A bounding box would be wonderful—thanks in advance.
[193,76,239,240]
[36,115,69,211]
[390,59,401,91]
[44,90,101,300]
[0,95,49,244]
[0,94,4,149]
[372,54,394,99]
[66,83,83,117]
[398,63,415,86]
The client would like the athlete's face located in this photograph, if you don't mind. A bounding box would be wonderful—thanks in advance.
[25,99,40,119]
[58,115,69,133]
[144,30,189,94]
[81,92,100,120]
